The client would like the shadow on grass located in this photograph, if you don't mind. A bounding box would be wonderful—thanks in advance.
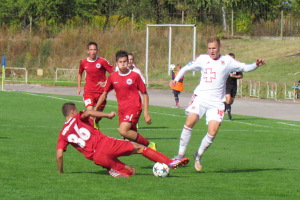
[138,127,168,129]
[0,137,10,139]
[71,171,107,175]
[213,168,288,173]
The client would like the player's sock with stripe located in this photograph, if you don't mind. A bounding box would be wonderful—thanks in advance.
[178,125,192,157]
[135,133,149,146]
[197,133,215,156]
[142,147,172,164]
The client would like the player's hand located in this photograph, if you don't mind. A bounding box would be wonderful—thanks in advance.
[169,80,176,89]
[107,112,116,119]
[144,114,152,125]
[229,73,235,77]
[256,59,267,67]
[98,81,107,87]
[76,88,81,95]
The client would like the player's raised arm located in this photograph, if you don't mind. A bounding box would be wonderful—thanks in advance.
[56,149,64,174]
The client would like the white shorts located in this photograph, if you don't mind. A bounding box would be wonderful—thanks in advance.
[185,94,225,124]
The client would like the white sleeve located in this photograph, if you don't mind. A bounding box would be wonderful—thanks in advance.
[229,58,258,72]
[174,60,201,82]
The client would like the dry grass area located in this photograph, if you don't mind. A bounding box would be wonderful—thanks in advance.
[0,26,299,90]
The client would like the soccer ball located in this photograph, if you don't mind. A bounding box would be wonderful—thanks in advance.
[169,64,175,71]
[153,162,170,177]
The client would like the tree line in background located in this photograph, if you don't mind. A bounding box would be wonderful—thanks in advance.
[0,0,300,36]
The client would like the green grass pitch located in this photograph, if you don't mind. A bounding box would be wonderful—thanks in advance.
[0,91,300,200]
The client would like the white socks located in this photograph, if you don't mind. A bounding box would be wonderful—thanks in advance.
[197,133,215,157]
[178,125,192,156]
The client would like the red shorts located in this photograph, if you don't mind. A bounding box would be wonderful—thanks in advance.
[93,137,135,171]
[83,92,106,110]
[118,109,141,131]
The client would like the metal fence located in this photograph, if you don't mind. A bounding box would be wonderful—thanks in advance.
[237,80,300,102]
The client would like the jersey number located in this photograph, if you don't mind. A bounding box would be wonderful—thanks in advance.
[67,124,91,148]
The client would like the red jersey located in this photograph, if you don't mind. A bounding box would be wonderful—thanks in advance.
[56,111,107,160]
[79,57,114,93]
[104,70,147,113]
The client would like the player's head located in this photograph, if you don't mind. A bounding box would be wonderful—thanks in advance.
[228,53,235,59]
[87,42,98,60]
[207,36,221,60]
[176,64,181,71]
[128,53,134,68]
[116,50,129,73]
[62,102,77,117]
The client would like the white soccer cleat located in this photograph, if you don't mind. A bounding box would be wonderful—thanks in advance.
[194,152,202,172]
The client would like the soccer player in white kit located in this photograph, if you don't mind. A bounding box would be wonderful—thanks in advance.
[169,37,267,172]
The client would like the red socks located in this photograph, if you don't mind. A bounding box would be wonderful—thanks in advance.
[142,147,172,165]
[136,133,149,146]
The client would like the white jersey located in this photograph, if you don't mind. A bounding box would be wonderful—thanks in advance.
[174,54,258,102]
[116,64,145,83]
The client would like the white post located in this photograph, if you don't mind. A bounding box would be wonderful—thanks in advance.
[192,25,197,76]
[145,26,149,86]
[168,26,172,76]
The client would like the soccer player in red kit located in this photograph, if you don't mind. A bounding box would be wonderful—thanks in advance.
[77,42,114,126]
[56,102,189,177]
[94,50,156,150]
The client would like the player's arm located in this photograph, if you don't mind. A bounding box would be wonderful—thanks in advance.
[234,59,267,72]
[56,149,64,174]
[169,59,201,88]
[77,62,84,95]
[81,109,116,119]
[94,91,108,111]
[142,92,151,125]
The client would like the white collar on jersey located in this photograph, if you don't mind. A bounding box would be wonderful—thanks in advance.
[87,56,99,62]
[117,69,132,76]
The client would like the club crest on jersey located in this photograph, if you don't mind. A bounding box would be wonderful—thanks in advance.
[221,61,225,65]
[96,63,101,68]
[126,79,133,85]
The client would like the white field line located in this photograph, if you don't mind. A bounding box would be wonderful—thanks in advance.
[276,122,300,127]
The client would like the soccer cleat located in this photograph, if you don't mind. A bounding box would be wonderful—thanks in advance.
[148,142,157,151]
[108,169,130,178]
[194,152,202,172]
[168,158,190,169]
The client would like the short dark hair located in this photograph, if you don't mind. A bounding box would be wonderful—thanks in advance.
[228,53,235,58]
[207,36,221,46]
[128,52,134,57]
[87,41,98,49]
[116,50,128,61]
[62,102,76,117]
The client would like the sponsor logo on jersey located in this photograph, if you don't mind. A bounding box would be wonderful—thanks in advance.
[96,63,101,68]
[113,82,118,84]
[126,79,133,85]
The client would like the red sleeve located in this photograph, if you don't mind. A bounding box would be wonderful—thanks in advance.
[104,75,114,93]
[78,60,85,74]
[136,74,147,94]
[56,134,69,151]
[102,59,115,73]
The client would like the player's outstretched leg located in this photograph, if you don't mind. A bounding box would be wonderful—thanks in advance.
[139,145,189,169]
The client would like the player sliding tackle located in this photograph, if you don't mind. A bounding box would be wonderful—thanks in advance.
[56,103,189,177]
[170,36,267,172]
